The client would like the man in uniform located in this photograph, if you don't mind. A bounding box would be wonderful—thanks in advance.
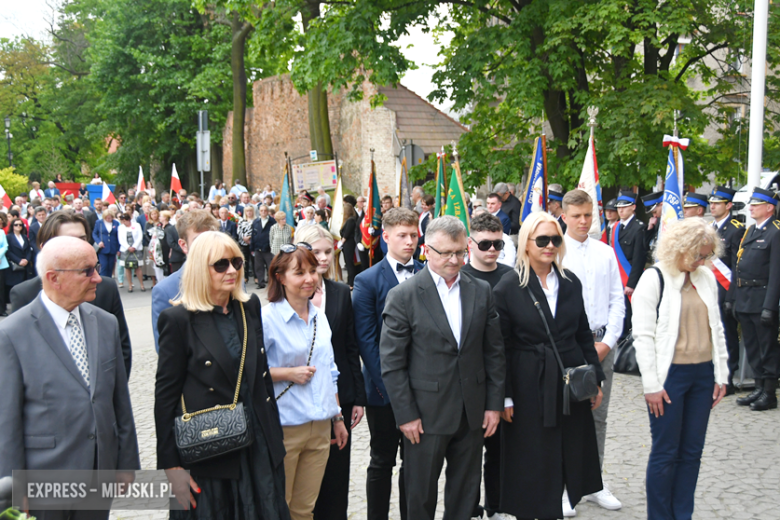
[612,191,646,339]
[604,198,618,246]
[682,192,708,218]
[729,187,780,411]
[548,184,566,233]
[708,185,744,394]
[642,192,663,259]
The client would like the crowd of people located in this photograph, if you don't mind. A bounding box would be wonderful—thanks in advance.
[1,174,778,520]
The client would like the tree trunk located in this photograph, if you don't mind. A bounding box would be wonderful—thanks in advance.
[231,11,252,187]
[302,2,334,160]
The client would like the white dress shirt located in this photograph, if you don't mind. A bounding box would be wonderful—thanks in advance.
[40,291,83,350]
[714,215,729,230]
[385,253,416,284]
[428,269,462,347]
[536,269,559,318]
[563,234,626,348]
[497,233,516,267]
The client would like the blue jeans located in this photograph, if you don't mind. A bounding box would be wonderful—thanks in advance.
[646,362,714,520]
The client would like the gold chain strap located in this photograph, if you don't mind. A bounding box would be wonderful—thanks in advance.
[275,315,317,401]
[181,302,248,422]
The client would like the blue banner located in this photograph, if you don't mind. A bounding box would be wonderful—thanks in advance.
[659,147,683,236]
[279,169,295,227]
[520,136,547,224]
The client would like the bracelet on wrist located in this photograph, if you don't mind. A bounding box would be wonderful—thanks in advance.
[332,415,345,423]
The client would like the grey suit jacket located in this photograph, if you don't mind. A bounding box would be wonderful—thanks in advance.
[0,295,140,478]
[380,266,505,435]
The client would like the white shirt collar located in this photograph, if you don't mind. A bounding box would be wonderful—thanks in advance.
[714,215,729,229]
[620,214,635,226]
[429,268,461,290]
[385,253,414,271]
[564,233,589,251]
[40,290,81,330]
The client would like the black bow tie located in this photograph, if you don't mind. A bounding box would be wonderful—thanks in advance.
[396,263,414,273]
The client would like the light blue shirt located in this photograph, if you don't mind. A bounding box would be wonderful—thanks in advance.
[208,186,227,203]
[230,184,248,196]
[263,299,340,426]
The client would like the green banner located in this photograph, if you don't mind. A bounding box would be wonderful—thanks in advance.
[444,165,469,234]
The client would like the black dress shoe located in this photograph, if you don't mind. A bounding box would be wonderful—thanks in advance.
[737,383,764,406]
[725,384,736,396]
[750,392,777,411]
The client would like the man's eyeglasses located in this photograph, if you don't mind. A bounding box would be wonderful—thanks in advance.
[427,245,467,260]
[279,242,313,254]
[471,238,504,252]
[530,235,563,248]
[210,257,244,273]
[55,264,100,277]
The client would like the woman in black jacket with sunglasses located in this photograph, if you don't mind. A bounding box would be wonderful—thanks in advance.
[493,212,605,520]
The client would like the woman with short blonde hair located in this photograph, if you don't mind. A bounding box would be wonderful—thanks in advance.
[632,217,728,520]
[156,230,290,520]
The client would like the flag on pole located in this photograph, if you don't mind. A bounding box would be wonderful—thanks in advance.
[137,166,147,193]
[444,160,470,233]
[520,136,548,224]
[398,156,414,210]
[0,184,12,209]
[330,174,345,238]
[170,164,183,194]
[279,161,296,227]
[434,151,447,217]
[360,158,382,266]
[101,181,116,205]
[658,135,688,240]
[577,135,606,242]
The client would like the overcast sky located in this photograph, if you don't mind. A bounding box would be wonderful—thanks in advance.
[1,1,454,114]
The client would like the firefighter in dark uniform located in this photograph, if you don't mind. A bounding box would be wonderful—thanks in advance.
[613,190,647,340]
[707,186,744,395]
[642,191,664,263]
[548,187,566,234]
[729,187,780,411]
[682,192,708,218]
[605,198,618,246]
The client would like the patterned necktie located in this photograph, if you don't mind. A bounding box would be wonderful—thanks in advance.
[67,313,90,387]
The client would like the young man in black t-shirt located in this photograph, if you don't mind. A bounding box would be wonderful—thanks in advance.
[462,211,511,520]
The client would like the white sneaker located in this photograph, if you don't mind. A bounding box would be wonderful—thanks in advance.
[487,514,511,520]
[584,483,622,510]
[562,489,577,517]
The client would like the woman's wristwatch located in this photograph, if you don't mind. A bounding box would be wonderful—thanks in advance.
[332,415,345,423]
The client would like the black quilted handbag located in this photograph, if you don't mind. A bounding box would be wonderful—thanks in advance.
[174,302,253,464]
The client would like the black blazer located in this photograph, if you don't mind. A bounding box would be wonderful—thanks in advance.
[165,224,185,264]
[340,217,357,245]
[10,276,133,377]
[715,217,744,304]
[250,216,276,252]
[218,219,238,241]
[28,219,42,254]
[5,233,33,285]
[155,294,285,480]
[323,278,366,407]
[615,216,647,289]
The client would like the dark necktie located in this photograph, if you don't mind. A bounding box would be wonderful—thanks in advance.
[396,263,414,273]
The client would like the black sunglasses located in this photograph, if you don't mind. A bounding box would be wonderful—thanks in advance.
[472,238,504,252]
[13,223,24,227]
[279,242,312,254]
[530,235,563,248]
[210,257,244,273]
[55,264,100,277]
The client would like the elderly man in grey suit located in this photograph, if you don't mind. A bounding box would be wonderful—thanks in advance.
[0,236,140,519]
[380,216,505,520]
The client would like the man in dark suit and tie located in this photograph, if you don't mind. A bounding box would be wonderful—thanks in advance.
[380,215,505,520]
[28,206,47,258]
[10,211,133,377]
[0,236,140,519]
[486,193,512,235]
[613,190,646,340]
[218,207,238,240]
[353,208,424,520]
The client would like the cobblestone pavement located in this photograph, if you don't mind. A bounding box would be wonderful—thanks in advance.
[109,287,779,520]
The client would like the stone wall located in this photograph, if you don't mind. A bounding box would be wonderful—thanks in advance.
[223,74,398,198]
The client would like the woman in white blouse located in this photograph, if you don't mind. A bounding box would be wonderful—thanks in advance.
[632,217,728,520]
[118,212,146,292]
[296,206,316,229]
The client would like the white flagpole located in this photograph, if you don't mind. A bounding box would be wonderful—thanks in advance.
[746,0,769,196]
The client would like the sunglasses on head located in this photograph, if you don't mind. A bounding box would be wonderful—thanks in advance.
[531,235,563,248]
[210,257,244,273]
[472,238,504,252]
[279,242,313,254]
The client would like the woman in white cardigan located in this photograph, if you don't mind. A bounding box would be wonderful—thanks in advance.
[118,212,146,292]
[632,217,729,520]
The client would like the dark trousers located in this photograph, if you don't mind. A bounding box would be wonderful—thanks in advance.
[720,303,741,378]
[646,363,714,520]
[239,244,252,281]
[253,251,274,285]
[313,402,354,520]
[0,267,6,311]
[471,425,501,518]
[403,409,483,520]
[621,294,632,341]
[365,405,407,520]
[169,261,183,274]
[342,241,358,287]
[738,312,780,380]
[98,252,116,278]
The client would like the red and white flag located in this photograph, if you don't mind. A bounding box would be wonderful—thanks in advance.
[101,181,116,204]
[577,135,606,242]
[0,184,12,209]
[170,164,182,194]
[136,166,147,192]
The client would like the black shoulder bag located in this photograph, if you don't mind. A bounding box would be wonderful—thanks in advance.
[174,302,253,464]
[613,266,664,375]
[526,285,600,416]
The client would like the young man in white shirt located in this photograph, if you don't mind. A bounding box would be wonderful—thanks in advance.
[561,189,625,516]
